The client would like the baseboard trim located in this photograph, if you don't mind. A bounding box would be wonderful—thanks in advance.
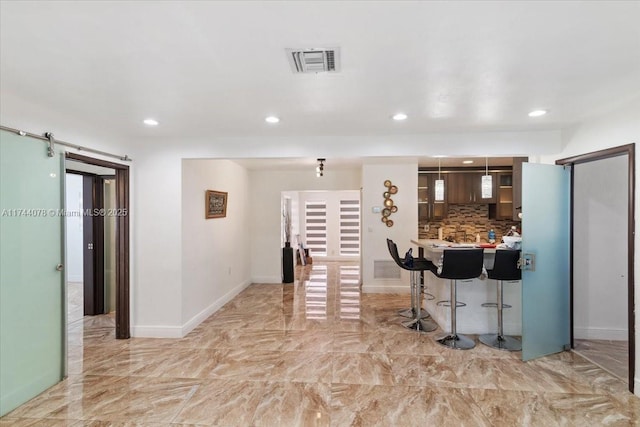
[180,280,251,337]
[573,327,628,341]
[130,325,183,338]
[131,280,252,338]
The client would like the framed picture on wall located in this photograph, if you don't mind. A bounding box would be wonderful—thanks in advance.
[205,190,228,219]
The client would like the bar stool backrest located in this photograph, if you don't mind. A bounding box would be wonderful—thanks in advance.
[488,249,521,281]
[439,249,484,280]
[386,238,405,269]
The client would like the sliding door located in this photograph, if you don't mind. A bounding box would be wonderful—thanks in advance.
[0,130,65,415]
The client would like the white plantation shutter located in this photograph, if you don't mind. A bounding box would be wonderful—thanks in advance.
[305,201,327,256]
[339,199,360,256]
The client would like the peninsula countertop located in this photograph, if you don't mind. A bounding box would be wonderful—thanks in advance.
[411,238,500,269]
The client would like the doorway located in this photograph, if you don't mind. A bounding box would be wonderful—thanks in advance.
[65,153,130,339]
[64,165,117,326]
[557,144,635,393]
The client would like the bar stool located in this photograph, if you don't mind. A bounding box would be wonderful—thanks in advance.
[433,249,484,350]
[479,249,522,351]
[386,239,430,319]
[386,239,438,332]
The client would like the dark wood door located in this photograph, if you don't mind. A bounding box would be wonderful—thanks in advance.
[82,175,105,315]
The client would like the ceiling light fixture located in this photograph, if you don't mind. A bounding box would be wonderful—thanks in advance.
[528,109,547,117]
[265,116,280,124]
[392,113,408,121]
[462,160,474,164]
[143,118,159,126]
[316,158,325,177]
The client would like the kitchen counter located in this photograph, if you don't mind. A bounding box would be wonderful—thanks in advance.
[410,238,522,336]
[411,238,498,269]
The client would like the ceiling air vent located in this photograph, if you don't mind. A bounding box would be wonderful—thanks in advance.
[286,47,341,73]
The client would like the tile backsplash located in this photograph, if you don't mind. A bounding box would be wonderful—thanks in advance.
[418,204,520,242]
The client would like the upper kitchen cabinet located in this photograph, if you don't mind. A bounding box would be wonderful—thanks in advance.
[495,172,514,219]
[418,172,447,221]
[447,172,497,204]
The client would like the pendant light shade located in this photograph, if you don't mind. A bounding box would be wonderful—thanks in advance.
[481,157,492,199]
[434,158,445,201]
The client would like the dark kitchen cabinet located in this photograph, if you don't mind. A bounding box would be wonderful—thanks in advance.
[418,173,447,221]
[447,172,497,204]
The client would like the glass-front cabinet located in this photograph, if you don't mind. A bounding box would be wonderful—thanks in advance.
[418,172,447,221]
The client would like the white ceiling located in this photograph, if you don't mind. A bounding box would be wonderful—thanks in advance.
[1,1,639,156]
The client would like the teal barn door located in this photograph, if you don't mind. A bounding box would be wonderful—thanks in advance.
[0,129,65,416]
[521,162,571,361]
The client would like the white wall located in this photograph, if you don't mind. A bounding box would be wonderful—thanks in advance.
[539,95,640,395]
[64,174,83,283]
[573,156,628,340]
[361,162,418,293]
[181,159,251,335]
[131,148,182,336]
[249,169,361,283]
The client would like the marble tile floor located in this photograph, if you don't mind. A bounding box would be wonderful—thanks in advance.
[2,261,638,426]
[67,281,84,325]
[574,339,629,383]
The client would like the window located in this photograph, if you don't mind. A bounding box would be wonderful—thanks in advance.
[305,201,327,256]
[339,199,360,256]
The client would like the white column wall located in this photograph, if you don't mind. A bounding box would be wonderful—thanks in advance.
[361,163,418,293]
[131,149,183,336]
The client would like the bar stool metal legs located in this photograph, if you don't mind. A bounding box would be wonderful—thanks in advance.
[479,280,521,351]
[397,269,430,319]
[436,279,475,350]
[402,271,437,332]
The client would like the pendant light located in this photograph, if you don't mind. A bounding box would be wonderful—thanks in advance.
[434,158,445,201]
[481,157,492,199]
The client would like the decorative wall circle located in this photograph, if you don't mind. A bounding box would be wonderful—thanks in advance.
[381,180,398,227]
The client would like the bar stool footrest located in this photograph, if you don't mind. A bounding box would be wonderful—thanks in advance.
[481,302,512,309]
[397,308,431,319]
[436,300,466,308]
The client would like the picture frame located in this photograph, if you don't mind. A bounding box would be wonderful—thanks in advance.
[205,190,228,219]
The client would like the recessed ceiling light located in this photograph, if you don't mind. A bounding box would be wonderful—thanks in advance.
[528,109,547,117]
[265,116,280,124]
[143,118,159,126]
[392,113,408,121]
[462,160,474,164]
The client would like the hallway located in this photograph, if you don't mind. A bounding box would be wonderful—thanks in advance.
[2,261,638,426]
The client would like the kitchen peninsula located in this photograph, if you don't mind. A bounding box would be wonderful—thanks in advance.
[411,239,522,337]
